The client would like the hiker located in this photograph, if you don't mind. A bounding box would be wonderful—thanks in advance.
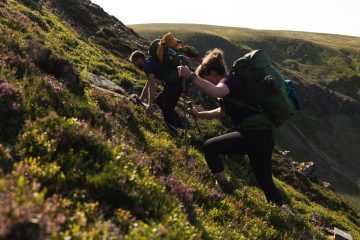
[129,33,185,136]
[177,49,284,205]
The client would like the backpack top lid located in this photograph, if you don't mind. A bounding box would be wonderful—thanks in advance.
[148,38,181,61]
[248,49,271,69]
[231,49,271,76]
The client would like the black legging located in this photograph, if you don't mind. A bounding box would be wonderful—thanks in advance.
[203,129,283,205]
[155,81,183,133]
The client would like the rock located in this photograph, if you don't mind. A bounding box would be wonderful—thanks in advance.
[322,181,334,191]
[308,175,321,184]
[289,161,297,168]
[320,227,335,235]
[280,150,291,156]
[93,85,125,98]
[291,161,315,177]
[334,227,353,240]
[298,162,315,177]
[87,73,125,95]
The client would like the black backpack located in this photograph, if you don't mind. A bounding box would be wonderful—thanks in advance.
[148,39,199,83]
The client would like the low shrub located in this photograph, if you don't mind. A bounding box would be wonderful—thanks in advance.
[125,210,201,240]
[21,76,112,133]
[0,166,66,239]
[16,113,113,193]
[96,27,116,39]
[86,145,175,220]
[51,0,96,32]
[26,41,84,94]
[144,131,180,175]
[17,0,42,11]
[25,11,48,31]
[0,144,13,173]
[160,176,196,222]
[0,81,24,143]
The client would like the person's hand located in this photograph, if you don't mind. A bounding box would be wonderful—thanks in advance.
[177,65,192,79]
[140,96,147,102]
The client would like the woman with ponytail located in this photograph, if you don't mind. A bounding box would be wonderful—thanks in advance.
[178,49,283,206]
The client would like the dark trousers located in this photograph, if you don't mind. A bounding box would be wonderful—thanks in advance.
[155,81,183,133]
[203,129,283,205]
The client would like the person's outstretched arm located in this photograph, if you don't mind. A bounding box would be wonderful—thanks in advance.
[139,81,148,101]
[190,107,225,119]
[146,73,156,113]
[193,77,229,99]
[178,66,229,98]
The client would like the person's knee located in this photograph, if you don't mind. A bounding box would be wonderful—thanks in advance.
[203,139,215,154]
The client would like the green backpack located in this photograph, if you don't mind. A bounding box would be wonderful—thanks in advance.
[226,49,295,127]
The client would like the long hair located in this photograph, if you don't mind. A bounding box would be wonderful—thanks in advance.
[196,48,228,77]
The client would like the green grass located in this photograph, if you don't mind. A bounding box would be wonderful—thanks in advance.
[1,1,360,239]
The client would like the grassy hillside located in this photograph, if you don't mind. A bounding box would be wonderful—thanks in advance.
[1,1,360,239]
[131,23,360,212]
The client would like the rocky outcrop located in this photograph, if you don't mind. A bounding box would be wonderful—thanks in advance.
[334,227,353,240]
[279,150,335,191]
[297,82,360,116]
[289,161,315,178]
[327,75,360,103]
[87,73,126,96]
[49,0,148,56]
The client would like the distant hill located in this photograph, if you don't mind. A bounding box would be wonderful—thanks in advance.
[131,23,360,211]
[1,1,360,239]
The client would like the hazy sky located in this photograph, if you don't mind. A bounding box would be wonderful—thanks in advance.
[91,0,360,37]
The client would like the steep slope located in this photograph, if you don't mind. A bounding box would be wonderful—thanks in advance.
[49,0,148,57]
[1,1,360,239]
[131,23,360,212]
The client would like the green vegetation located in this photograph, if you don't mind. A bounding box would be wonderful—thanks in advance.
[0,1,360,239]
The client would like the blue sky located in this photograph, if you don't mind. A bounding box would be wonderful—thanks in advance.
[91,0,360,37]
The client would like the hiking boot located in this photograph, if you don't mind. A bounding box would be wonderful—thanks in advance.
[216,179,235,195]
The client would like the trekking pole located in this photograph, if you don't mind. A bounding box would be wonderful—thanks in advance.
[187,101,204,141]
[179,56,189,162]
[131,95,179,133]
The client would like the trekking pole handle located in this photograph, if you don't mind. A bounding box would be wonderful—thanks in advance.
[179,56,188,93]
[187,101,203,137]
